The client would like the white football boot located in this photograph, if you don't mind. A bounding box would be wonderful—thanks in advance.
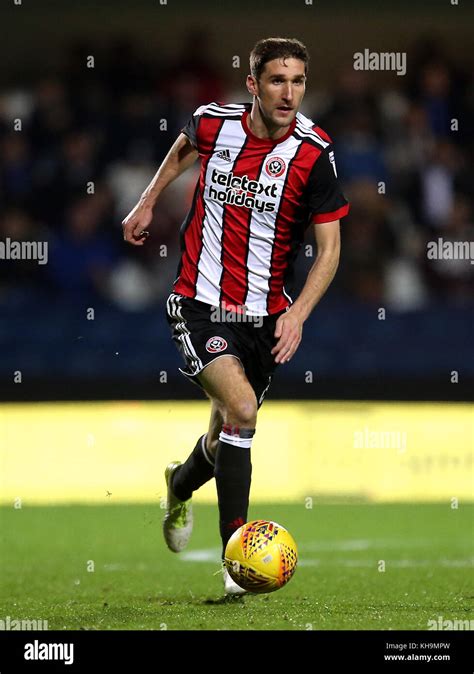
[163,462,193,553]
[222,565,247,596]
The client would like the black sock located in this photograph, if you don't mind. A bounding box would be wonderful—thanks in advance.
[214,424,255,559]
[171,434,215,501]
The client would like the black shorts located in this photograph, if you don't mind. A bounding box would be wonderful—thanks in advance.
[165,293,288,408]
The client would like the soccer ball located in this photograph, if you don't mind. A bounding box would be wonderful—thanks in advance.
[224,520,298,593]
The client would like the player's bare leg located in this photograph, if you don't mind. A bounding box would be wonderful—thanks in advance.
[197,356,258,429]
[169,355,256,480]
[203,395,225,459]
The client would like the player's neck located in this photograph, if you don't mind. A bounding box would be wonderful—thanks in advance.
[248,101,291,141]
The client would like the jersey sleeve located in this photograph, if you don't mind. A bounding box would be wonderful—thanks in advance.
[307,145,350,224]
[180,103,213,152]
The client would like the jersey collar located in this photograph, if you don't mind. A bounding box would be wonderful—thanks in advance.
[241,108,297,146]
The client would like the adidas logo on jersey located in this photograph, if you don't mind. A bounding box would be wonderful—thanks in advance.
[216,149,232,162]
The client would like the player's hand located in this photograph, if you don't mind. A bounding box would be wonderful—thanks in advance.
[271,309,303,364]
[122,199,154,246]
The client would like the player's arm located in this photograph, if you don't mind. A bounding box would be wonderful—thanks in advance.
[289,219,340,322]
[271,220,340,364]
[122,132,199,246]
[272,140,348,364]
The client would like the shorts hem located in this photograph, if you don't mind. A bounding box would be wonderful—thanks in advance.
[178,353,245,384]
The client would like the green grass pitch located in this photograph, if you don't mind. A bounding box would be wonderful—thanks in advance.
[1,503,472,630]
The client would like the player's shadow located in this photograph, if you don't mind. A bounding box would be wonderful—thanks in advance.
[203,595,246,605]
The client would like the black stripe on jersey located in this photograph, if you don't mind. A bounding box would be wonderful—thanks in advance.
[193,117,226,297]
[294,122,329,150]
[265,140,305,314]
[295,119,329,144]
[293,129,328,151]
[174,178,201,284]
[217,133,250,306]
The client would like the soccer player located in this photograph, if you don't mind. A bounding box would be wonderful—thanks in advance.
[122,37,349,594]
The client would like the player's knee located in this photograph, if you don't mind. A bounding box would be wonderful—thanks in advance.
[225,397,258,427]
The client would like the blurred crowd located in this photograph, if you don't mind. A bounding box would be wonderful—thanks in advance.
[0,33,473,312]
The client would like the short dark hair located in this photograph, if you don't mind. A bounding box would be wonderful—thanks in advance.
[249,37,309,82]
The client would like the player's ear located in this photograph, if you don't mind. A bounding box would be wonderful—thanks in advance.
[246,74,258,97]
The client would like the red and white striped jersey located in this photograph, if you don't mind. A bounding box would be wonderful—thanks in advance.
[173,101,349,316]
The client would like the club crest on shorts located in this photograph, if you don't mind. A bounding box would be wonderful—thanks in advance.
[265,156,286,178]
[205,336,228,353]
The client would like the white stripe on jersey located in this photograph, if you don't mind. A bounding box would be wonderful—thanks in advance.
[207,102,247,112]
[295,122,329,147]
[216,103,248,109]
[201,109,245,118]
[244,135,303,314]
[194,102,246,118]
[295,112,330,148]
[194,119,248,306]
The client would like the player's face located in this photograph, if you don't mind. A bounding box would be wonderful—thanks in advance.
[250,58,306,128]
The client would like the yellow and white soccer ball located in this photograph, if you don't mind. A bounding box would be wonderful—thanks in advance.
[224,520,298,593]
